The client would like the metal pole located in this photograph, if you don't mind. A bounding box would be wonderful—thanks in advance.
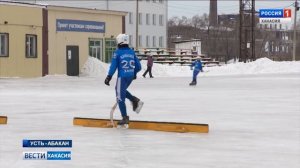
[252,0,256,61]
[135,0,139,50]
[293,0,298,61]
[239,0,243,62]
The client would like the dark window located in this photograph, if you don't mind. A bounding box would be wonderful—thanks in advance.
[0,33,9,57]
[26,34,37,58]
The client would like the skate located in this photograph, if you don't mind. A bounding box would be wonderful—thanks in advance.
[135,101,144,114]
[189,81,197,86]
[132,96,144,114]
[117,116,129,126]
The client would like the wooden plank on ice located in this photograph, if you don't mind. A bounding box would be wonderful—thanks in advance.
[73,117,209,133]
[0,116,8,124]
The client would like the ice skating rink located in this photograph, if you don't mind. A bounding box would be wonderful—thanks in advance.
[0,73,299,168]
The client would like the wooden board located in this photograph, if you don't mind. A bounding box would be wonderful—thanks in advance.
[0,116,8,124]
[73,117,209,133]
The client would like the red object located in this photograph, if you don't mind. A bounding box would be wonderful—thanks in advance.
[283,9,291,18]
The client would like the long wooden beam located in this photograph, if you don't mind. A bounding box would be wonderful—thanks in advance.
[0,116,8,124]
[73,117,209,133]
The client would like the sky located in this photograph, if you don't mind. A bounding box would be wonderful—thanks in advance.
[168,0,300,19]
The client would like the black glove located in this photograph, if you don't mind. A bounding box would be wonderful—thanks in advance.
[104,75,112,86]
[133,74,137,80]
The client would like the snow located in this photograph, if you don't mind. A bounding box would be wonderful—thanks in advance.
[81,56,300,77]
[0,57,299,168]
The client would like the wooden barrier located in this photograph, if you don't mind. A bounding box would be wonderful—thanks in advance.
[73,117,209,133]
[0,116,8,124]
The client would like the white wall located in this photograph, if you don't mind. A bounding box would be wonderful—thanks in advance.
[32,0,168,49]
[108,0,167,49]
[175,41,202,55]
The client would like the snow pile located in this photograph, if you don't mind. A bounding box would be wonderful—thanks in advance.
[80,57,109,77]
[80,57,300,77]
[204,57,300,76]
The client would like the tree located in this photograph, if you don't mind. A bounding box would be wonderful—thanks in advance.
[192,15,201,28]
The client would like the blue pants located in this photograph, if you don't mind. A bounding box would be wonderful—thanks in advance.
[193,70,200,82]
[115,77,134,117]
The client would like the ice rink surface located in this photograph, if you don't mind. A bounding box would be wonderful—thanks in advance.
[0,73,299,168]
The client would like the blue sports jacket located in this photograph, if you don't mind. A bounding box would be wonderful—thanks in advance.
[108,47,141,78]
[191,60,203,71]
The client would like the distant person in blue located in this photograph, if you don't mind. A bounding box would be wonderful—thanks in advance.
[189,56,203,86]
[104,34,143,125]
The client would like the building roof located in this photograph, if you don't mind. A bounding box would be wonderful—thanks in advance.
[0,0,127,16]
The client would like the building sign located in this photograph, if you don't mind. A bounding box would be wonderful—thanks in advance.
[259,9,291,24]
[56,19,105,33]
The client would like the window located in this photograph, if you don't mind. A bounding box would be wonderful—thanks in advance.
[105,38,117,63]
[26,34,37,58]
[129,12,133,24]
[159,0,163,3]
[89,38,103,61]
[152,14,156,25]
[159,14,164,26]
[153,0,156,3]
[146,0,150,2]
[152,36,156,47]
[0,33,9,57]
[138,35,142,47]
[159,36,163,47]
[129,35,133,47]
[146,36,150,47]
[139,13,142,25]
[146,13,150,25]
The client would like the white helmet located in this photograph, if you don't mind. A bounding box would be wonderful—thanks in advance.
[116,34,129,45]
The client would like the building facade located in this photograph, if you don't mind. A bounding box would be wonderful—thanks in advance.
[108,0,168,50]
[21,0,168,50]
[0,3,44,77]
[0,2,125,77]
[174,39,202,55]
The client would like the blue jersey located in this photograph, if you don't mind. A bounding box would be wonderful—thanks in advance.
[191,60,203,71]
[108,47,141,78]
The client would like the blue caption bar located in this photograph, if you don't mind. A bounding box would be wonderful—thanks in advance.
[259,9,283,18]
[47,151,71,160]
[23,151,71,160]
[23,140,72,148]
[56,19,105,33]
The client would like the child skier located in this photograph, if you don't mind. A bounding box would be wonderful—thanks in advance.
[189,56,203,86]
[104,34,143,125]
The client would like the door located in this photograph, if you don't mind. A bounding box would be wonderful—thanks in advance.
[66,45,79,76]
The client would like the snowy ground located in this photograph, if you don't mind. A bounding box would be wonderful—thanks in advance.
[0,58,299,168]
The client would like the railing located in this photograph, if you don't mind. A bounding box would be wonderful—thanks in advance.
[137,52,219,66]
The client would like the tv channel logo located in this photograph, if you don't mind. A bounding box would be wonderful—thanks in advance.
[259,9,292,24]
[23,140,72,148]
[23,151,71,160]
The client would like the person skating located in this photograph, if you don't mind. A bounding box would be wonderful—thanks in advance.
[104,34,143,125]
[189,57,203,86]
[142,54,154,78]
